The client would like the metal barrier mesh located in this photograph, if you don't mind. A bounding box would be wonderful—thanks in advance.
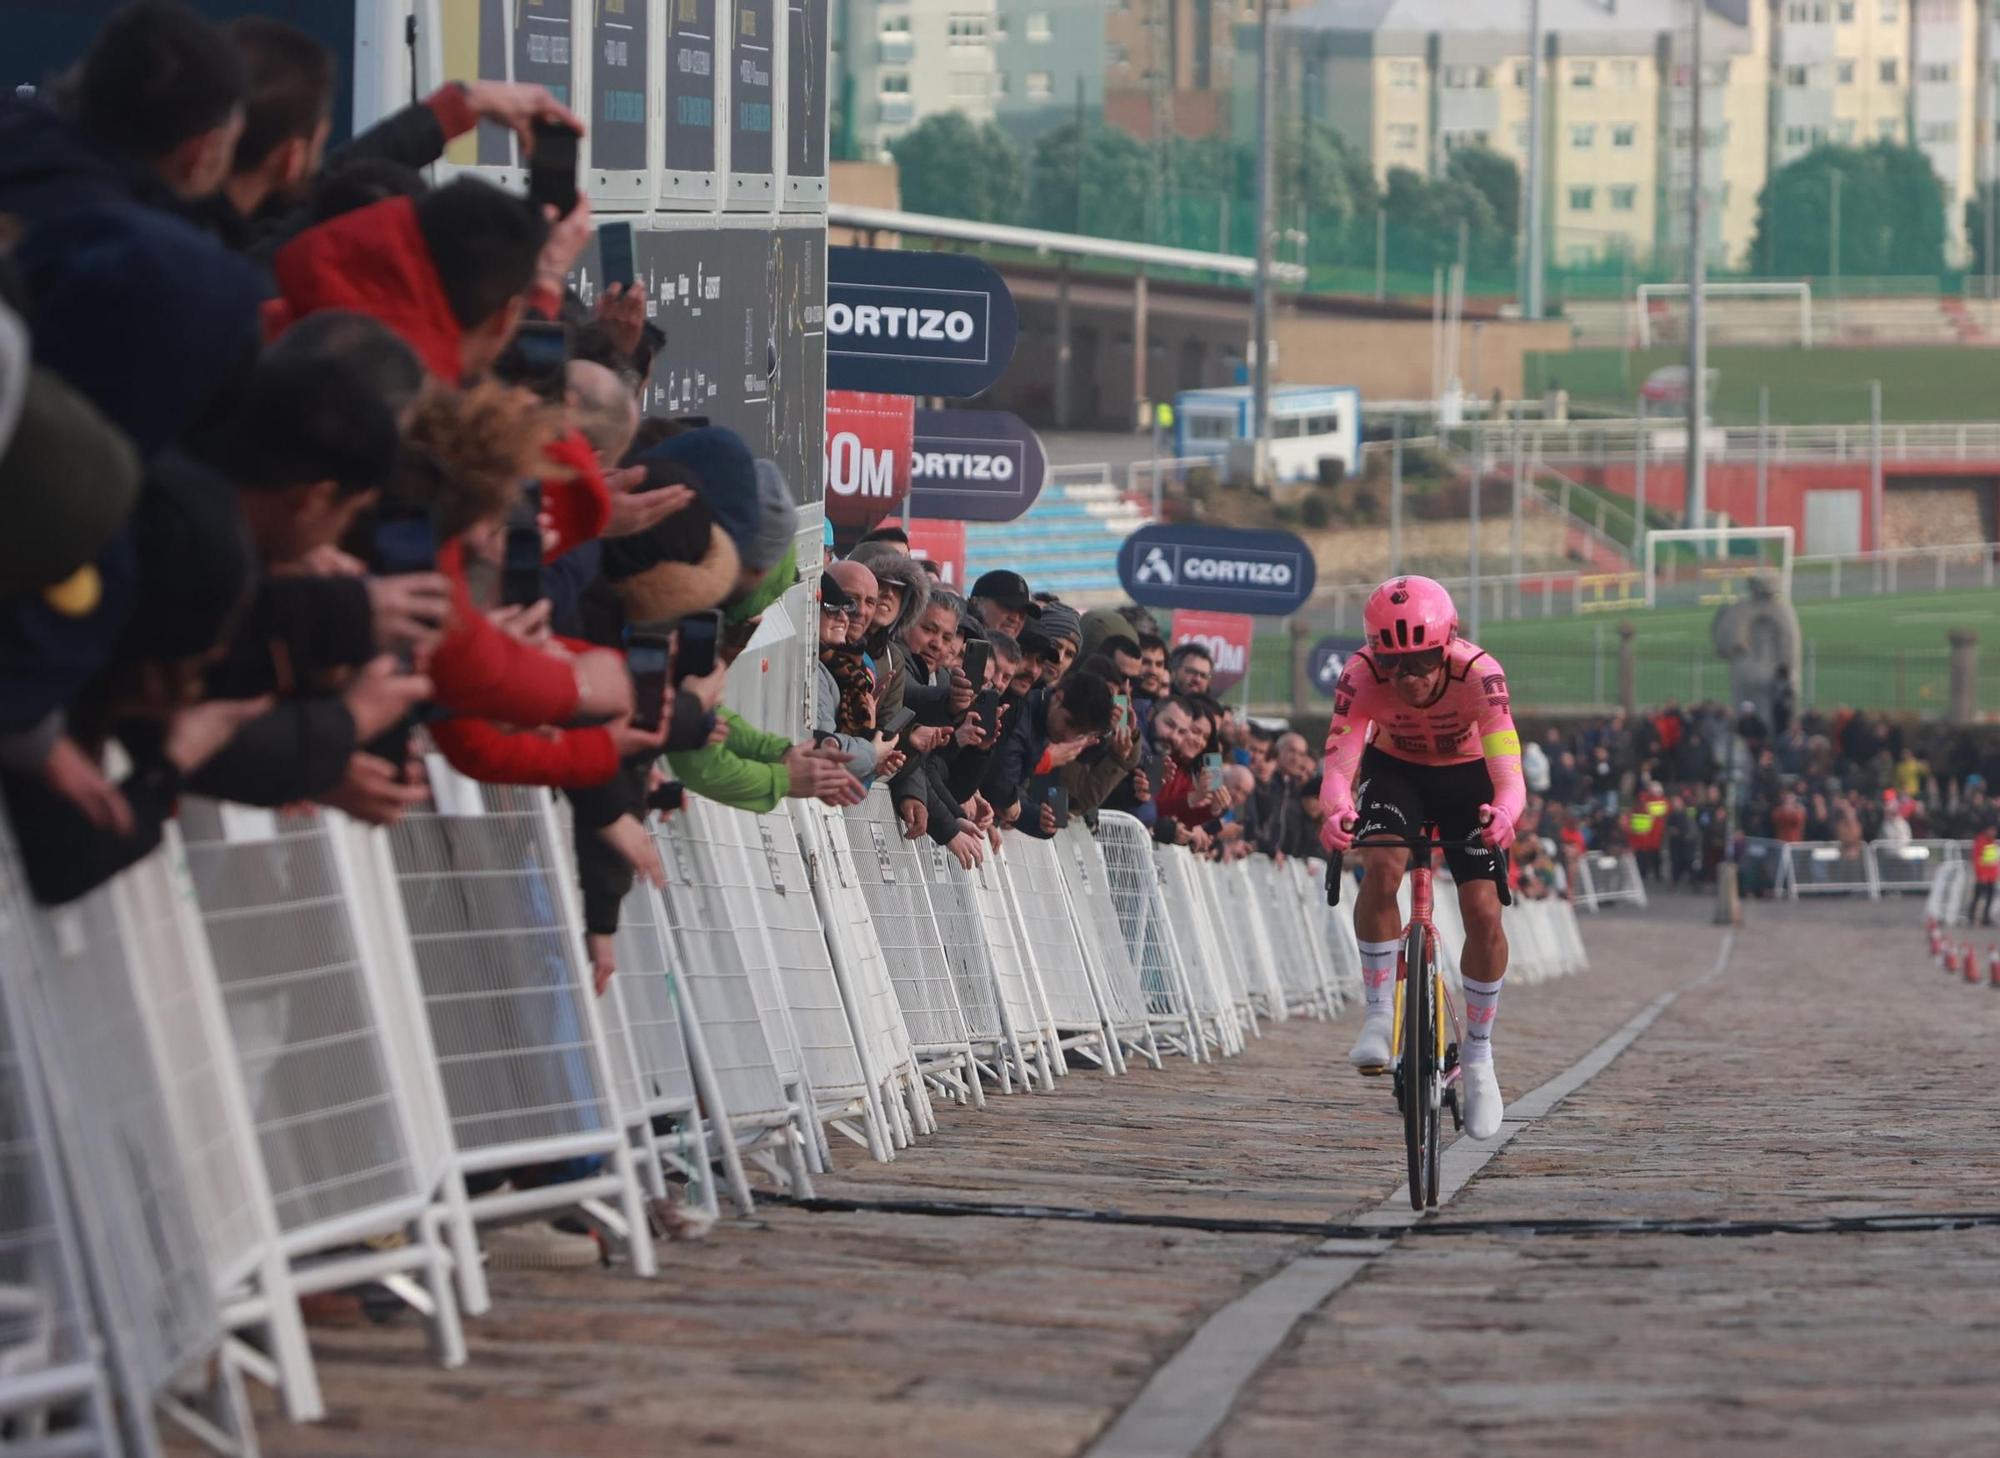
[999,833,1112,1032]
[387,795,613,1153]
[111,840,269,1294]
[966,856,1053,1061]
[0,859,109,1436]
[652,820,795,1125]
[1872,840,1959,894]
[1153,850,1231,1022]
[178,801,418,1241]
[0,837,220,1414]
[911,844,1006,1045]
[1784,842,1877,897]
[1190,859,1258,1010]
[1052,824,1152,1030]
[1215,860,1287,1017]
[837,795,973,1056]
[610,884,697,1115]
[1094,815,1191,1021]
[1247,857,1321,1013]
[709,805,870,1105]
[790,803,921,1092]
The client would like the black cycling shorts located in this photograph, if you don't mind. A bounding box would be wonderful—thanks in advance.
[1350,744,1505,888]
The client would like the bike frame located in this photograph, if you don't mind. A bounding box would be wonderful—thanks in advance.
[1389,850,1461,1093]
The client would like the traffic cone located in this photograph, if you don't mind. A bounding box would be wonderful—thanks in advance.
[1987,947,2000,988]
[1943,941,1958,975]
[1930,925,1945,960]
[1965,944,1981,984]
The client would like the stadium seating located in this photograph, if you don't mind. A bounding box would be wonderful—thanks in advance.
[963,476,1148,600]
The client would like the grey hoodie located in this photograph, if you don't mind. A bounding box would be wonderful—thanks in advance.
[847,544,932,727]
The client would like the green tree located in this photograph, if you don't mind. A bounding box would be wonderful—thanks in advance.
[1750,143,1946,277]
[1027,122,1152,239]
[1445,144,1520,263]
[1967,189,2000,277]
[1380,166,1502,273]
[890,113,1025,224]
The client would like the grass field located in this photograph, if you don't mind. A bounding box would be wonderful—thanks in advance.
[1522,346,2000,425]
[1251,587,2000,715]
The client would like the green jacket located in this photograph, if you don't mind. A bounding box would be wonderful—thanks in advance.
[668,708,793,813]
[725,544,798,626]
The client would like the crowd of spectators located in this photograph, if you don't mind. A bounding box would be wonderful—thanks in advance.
[1512,695,2000,901]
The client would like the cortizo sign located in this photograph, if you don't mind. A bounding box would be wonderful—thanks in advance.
[1117,524,1317,617]
[905,408,1047,523]
[826,246,1018,398]
[825,302,979,343]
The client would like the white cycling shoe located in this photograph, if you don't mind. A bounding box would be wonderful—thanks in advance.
[1458,1061,1504,1141]
[1347,1011,1393,1072]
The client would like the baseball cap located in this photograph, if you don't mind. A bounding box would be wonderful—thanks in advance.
[970,569,1041,616]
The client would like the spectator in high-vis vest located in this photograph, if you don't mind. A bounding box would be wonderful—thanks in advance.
[1972,823,1999,928]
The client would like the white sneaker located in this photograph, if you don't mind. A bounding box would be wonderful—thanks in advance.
[483,1221,602,1271]
[1459,1061,1504,1140]
[1348,1010,1393,1071]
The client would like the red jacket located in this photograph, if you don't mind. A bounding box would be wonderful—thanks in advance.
[1154,754,1216,831]
[539,430,612,558]
[270,196,465,379]
[427,538,580,725]
[428,716,620,789]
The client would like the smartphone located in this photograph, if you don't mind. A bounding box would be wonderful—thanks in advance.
[962,639,992,688]
[370,508,437,576]
[1201,751,1224,792]
[881,705,917,738]
[647,781,685,815]
[501,483,544,608]
[673,609,722,684]
[599,221,636,290]
[626,633,671,733]
[1031,777,1070,831]
[971,687,1001,737]
[497,319,570,402]
[527,119,580,215]
[1113,691,1131,725]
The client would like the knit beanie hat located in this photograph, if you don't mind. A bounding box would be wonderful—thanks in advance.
[745,458,798,573]
[635,426,760,557]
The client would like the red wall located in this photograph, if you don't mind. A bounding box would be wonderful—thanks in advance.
[1584,461,2000,552]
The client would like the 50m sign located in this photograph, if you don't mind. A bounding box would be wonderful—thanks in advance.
[824,390,914,530]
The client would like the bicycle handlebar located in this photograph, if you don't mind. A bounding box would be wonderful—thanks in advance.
[1322,829,1512,908]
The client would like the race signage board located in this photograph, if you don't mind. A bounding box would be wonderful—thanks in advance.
[662,0,718,201]
[906,519,968,587]
[1309,635,1365,699]
[905,409,1046,522]
[823,390,915,530]
[784,0,830,207]
[1170,611,1255,696]
[728,0,776,205]
[589,0,648,176]
[1117,524,1317,617]
[826,246,1018,398]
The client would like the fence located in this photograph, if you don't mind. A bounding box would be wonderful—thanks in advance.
[1741,837,1973,903]
[0,784,1596,1454]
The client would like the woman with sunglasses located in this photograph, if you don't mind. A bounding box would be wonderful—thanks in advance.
[1318,576,1526,1142]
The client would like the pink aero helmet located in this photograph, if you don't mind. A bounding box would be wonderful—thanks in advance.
[1363,575,1457,654]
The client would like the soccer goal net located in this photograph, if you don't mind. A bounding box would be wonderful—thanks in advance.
[1643,527,1795,611]
[1634,282,1813,350]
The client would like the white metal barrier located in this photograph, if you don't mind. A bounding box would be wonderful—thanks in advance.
[1053,822,1179,1060]
[1574,850,1649,911]
[1156,849,1259,1043]
[1869,839,1962,896]
[1927,860,1972,925]
[1778,841,1879,900]
[1086,817,1212,1059]
[997,831,1146,1072]
[1212,858,1291,1023]
[383,781,657,1277]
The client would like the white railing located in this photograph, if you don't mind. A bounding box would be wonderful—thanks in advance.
[0,789,1599,1454]
[1444,418,2000,468]
[1748,838,1973,902]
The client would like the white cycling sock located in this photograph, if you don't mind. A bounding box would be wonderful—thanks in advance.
[1358,939,1399,1018]
[1460,975,1503,1065]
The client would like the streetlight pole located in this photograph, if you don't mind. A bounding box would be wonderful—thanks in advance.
[1523,0,1546,319]
[1684,0,1708,535]
[1250,0,1275,488]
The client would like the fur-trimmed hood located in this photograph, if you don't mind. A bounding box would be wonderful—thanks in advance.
[848,543,930,639]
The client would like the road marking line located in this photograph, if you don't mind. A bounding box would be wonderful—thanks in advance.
[1084,931,1736,1458]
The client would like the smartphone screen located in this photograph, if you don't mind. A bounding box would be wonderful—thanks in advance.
[498,321,569,403]
[962,640,992,687]
[527,120,580,215]
[673,610,722,684]
[599,221,636,290]
[971,687,1000,737]
[1202,751,1224,792]
[627,634,671,733]
[1045,783,1070,830]
[501,525,544,608]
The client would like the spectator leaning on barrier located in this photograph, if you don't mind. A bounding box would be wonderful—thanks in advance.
[982,668,1116,839]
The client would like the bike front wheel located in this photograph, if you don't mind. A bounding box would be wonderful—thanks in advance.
[1402,925,1436,1211]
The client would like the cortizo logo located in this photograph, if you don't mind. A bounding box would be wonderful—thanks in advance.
[914,451,1014,481]
[827,302,977,343]
[1181,556,1294,587]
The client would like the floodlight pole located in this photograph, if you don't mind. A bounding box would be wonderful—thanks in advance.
[1685,1,1708,537]
[1523,0,1546,319]
[1250,0,1275,488]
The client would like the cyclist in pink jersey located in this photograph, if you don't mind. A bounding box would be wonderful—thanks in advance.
[1319,576,1526,1140]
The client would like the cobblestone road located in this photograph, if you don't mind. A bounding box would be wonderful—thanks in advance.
[248,896,1991,1458]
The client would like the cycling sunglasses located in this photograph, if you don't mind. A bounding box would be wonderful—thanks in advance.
[1377,646,1446,678]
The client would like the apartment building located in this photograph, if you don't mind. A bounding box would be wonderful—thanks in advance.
[992,1,1108,143]
[832,0,1001,159]
[1275,0,1998,268]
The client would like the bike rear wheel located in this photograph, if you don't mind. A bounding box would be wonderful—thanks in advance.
[1402,926,1436,1210]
